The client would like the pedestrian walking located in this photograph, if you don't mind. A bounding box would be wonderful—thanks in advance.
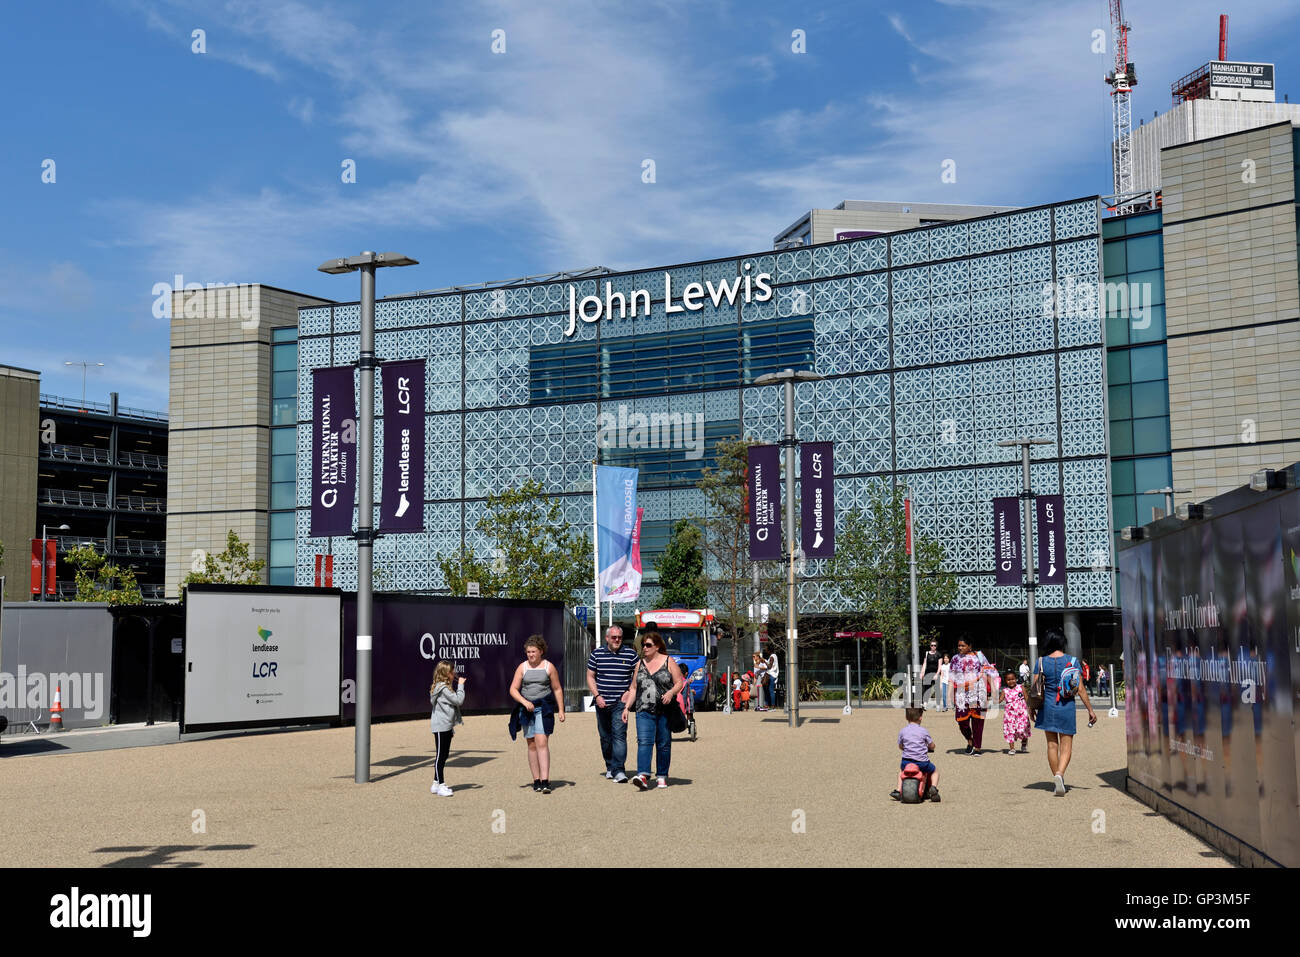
[586,624,638,782]
[508,634,566,794]
[920,640,941,709]
[429,661,466,796]
[950,636,997,755]
[752,653,768,710]
[622,630,685,789]
[1031,628,1098,796]
[765,648,780,708]
[937,655,950,711]
[999,671,1030,754]
[1018,659,1030,687]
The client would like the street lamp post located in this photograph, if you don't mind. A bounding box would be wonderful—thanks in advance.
[318,251,418,784]
[754,368,823,728]
[996,437,1053,672]
[64,361,104,411]
[40,524,70,601]
[1144,486,1191,521]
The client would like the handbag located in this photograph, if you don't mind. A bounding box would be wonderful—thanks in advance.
[665,695,688,733]
[1027,659,1046,713]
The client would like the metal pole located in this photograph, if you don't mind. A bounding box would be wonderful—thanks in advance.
[907,489,920,707]
[1021,445,1039,674]
[1108,659,1119,716]
[355,260,376,784]
[592,461,600,647]
[855,638,862,708]
[843,663,852,715]
[783,377,798,729]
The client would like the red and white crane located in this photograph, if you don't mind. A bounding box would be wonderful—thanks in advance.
[1105,0,1139,212]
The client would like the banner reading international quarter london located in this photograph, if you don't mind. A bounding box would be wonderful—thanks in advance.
[381,359,426,533]
[800,442,834,558]
[1036,494,1066,585]
[595,465,642,602]
[748,444,781,560]
[311,366,356,538]
[992,497,1023,586]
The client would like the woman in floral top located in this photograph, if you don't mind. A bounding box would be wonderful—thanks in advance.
[1000,671,1030,754]
[950,636,998,755]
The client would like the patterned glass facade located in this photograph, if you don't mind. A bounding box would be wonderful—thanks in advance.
[289,197,1114,612]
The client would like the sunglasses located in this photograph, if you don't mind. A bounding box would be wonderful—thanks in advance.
[642,642,656,648]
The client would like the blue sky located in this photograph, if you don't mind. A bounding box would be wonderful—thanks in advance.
[3,0,1298,409]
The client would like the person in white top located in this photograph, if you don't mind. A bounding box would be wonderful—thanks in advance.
[937,655,951,711]
[765,649,779,708]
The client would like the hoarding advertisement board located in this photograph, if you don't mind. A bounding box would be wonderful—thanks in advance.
[1035,494,1065,585]
[183,589,342,731]
[341,596,566,718]
[380,359,426,533]
[992,497,1023,586]
[1119,491,1300,867]
[311,366,357,537]
[800,442,834,558]
[748,444,782,561]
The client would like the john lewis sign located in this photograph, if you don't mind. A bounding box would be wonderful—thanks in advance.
[564,266,774,337]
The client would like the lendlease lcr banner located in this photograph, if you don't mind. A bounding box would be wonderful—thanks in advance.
[992,497,1023,586]
[1036,494,1066,585]
[342,595,567,718]
[595,465,642,603]
[311,366,356,537]
[800,442,834,558]
[183,587,342,731]
[748,444,782,560]
[1120,488,1300,867]
[381,359,425,533]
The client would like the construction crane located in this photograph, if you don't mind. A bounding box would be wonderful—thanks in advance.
[1105,0,1140,214]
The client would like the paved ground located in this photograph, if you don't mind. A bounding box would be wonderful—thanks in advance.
[0,705,1229,867]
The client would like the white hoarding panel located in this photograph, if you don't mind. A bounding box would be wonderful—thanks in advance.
[184,589,341,729]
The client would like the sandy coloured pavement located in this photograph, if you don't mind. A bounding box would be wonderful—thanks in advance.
[0,705,1229,867]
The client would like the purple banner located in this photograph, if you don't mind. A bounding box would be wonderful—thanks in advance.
[1036,494,1066,585]
[748,444,782,561]
[381,359,425,532]
[311,366,356,538]
[800,442,834,558]
[342,595,567,718]
[993,496,1023,586]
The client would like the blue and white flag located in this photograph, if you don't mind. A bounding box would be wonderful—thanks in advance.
[595,465,642,603]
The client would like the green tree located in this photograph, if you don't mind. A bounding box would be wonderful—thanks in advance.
[181,529,267,590]
[827,483,958,674]
[655,518,706,608]
[695,437,783,670]
[65,544,143,605]
[437,479,589,602]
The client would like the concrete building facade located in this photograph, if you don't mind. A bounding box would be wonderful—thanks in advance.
[0,366,40,602]
[165,284,331,597]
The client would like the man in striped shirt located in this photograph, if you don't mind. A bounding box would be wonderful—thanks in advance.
[586,624,639,782]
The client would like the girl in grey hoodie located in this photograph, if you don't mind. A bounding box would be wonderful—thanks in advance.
[430,661,467,796]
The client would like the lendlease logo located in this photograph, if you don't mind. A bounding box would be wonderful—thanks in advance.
[253,626,278,652]
[0,669,104,719]
[49,887,151,937]
[563,266,774,337]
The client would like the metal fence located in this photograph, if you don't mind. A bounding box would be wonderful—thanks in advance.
[561,608,593,711]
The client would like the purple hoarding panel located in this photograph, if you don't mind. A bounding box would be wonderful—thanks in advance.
[381,359,425,532]
[800,442,834,558]
[993,496,1023,586]
[748,445,782,561]
[342,595,567,719]
[311,366,356,538]
[1035,494,1065,585]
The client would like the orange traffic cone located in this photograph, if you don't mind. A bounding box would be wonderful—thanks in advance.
[50,682,66,732]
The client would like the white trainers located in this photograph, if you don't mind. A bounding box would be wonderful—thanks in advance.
[436,784,454,797]
[657,777,668,789]
[633,774,650,790]
[1053,774,1066,796]
[614,772,628,783]
[604,771,614,779]
[431,781,439,793]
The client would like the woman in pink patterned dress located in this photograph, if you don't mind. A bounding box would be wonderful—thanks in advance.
[1000,671,1030,754]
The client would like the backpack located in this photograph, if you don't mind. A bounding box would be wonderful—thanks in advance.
[1057,657,1081,703]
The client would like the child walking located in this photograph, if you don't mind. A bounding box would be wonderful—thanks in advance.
[430,661,467,796]
[1000,671,1030,754]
